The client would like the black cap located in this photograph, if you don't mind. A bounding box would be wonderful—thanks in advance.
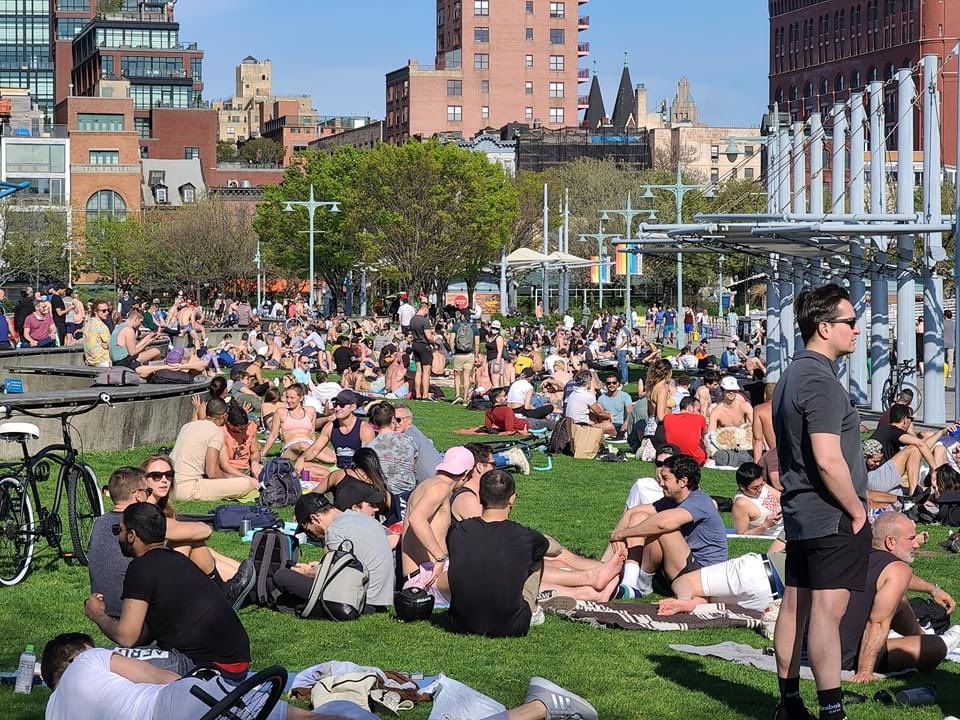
[333,482,386,512]
[294,493,331,534]
[333,389,359,407]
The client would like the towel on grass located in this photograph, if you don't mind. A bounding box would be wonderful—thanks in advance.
[545,600,764,632]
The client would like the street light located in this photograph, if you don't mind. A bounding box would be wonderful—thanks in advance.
[640,162,713,349]
[282,184,340,309]
[579,217,622,309]
[598,194,656,330]
[253,241,262,311]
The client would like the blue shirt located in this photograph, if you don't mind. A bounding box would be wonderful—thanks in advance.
[720,350,739,369]
[654,489,728,567]
[598,390,632,425]
[664,310,676,326]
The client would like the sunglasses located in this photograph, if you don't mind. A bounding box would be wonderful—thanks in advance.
[606,382,619,386]
[654,459,670,468]
[145,471,171,480]
[824,317,857,328]
[111,524,123,536]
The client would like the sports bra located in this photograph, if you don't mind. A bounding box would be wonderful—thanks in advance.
[280,407,313,435]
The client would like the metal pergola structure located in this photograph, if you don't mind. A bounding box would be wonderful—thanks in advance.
[612,51,960,425]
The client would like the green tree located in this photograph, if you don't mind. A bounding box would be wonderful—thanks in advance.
[82,215,151,291]
[238,138,284,166]
[217,141,238,163]
[0,206,70,287]
[95,0,123,13]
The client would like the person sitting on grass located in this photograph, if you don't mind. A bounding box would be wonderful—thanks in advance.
[485,388,530,435]
[221,403,263,479]
[731,461,783,536]
[228,368,263,412]
[365,401,419,495]
[84,503,251,682]
[261,383,318,465]
[310,447,404,528]
[662,396,707,466]
[506,368,555,421]
[564,371,616,438]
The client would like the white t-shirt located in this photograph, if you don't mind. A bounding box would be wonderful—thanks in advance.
[565,386,595,424]
[506,378,534,406]
[563,314,575,330]
[270,302,284,317]
[625,477,665,508]
[544,353,562,373]
[398,302,415,327]
[311,381,343,406]
[46,648,163,720]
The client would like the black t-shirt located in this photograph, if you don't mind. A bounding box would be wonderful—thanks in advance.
[122,547,250,667]
[333,346,354,373]
[870,424,907,461]
[410,314,431,345]
[50,294,66,329]
[447,517,548,638]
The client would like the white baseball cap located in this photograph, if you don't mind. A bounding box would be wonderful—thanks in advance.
[720,376,740,391]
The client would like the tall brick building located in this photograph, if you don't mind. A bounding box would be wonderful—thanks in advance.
[385,0,590,144]
[768,0,959,160]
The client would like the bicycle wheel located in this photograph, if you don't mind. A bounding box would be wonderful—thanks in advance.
[900,381,922,416]
[66,463,103,566]
[192,666,288,720]
[880,377,895,412]
[0,477,35,586]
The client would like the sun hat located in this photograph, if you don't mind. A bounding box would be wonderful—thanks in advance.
[862,439,883,456]
[719,376,740,391]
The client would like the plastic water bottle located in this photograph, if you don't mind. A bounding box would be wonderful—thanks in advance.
[14,645,35,694]
[894,686,936,706]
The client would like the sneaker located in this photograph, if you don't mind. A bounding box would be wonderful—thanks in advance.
[530,606,545,626]
[613,583,636,600]
[503,446,531,475]
[525,677,598,720]
[223,560,256,611]
[771,701,817,720]
[941,624,960,651]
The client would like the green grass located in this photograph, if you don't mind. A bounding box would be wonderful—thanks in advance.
[2,400,960,719]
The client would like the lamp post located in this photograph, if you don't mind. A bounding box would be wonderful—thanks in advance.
[282,184,340,309]
[254,241,262,311]
[640,162,714,348]
[599,194,655,330]
[578,217,621,309]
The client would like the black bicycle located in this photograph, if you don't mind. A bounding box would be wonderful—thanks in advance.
[191,666,288,720]
[881,360,923,415]
[0,394,109,586]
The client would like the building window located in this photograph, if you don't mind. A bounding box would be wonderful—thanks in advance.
[525,107,534,121]
[525,81,534,95]
[438,7,445,25]
[89,150,119,165]
[745,145,755,157]
[227,127,235,135]
[525,54,534,68]
[745,167,755,180]
[474,0,488,16]
[550,2,565,17]
[184,147,200,160]
[76,113,124,132]
[526,0,534,12]
[180,184,196,203]
[154,186,168,204]
[481,80,489,94]
[140,146,149,158]
[549,81,564,98]
[549,55,565,71]
[447,79,462,96]
[549,107,564,124]
[86,190,126,218]
[474,26,489,42]
[481,106,489,121]
[526,28,534,41]
[710,145,719,161]
[447,105,463,122]
[474,53,489,69]
[550,29,565,44]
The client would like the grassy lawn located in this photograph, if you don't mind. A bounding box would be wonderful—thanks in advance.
[2,399,960,719]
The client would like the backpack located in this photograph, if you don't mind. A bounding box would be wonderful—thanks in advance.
[146,369,194,384]
[300,540,369,621]
[248,528,299,607]
[909,597,950,634]
[547,417,574,456]
[212,504,279,531]
[93,368,142,387]
[454,323,475,354]
[257,457,301,507]
[934,490,960,527]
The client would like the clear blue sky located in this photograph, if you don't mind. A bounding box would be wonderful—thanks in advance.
[177,0,768,128]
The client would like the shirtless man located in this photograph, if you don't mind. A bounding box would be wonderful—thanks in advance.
[708,376,754,432]
[175,300,204,348]
[744,348,766,377]
[695,369,719,420]
[752,382,776,461]
[400,446,475,606]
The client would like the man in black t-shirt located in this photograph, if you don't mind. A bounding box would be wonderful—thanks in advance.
[331,335,354,374]
[83,503,251,681]
[869,403,938,474]
[447,469,557,637]
[50,283,68,345]
[409,304,434,400]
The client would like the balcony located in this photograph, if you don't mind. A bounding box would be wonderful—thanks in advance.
[578,42,590,56]
[71,164,141,174]
[578,68,590,82]
[2,125,69,138]
[578,95,589,109]
[578,15,590,30]
[95,11,174,24]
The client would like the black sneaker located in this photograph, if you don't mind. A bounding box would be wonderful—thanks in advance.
[772,702,817,720]
[223,560,256,611]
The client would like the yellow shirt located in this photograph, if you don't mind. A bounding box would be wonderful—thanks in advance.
[83,317,110,365]
[514,355,533,374]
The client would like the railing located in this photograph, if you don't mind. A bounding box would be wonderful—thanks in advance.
[70,164,141,173]
[95,11,173,24]
[578,68,590,80]
[120,68,190,80]
[578,42,590,54]
[216,162,283,170]
[578,15,590,28]
[2,125,69,138]
[0,60,53,71]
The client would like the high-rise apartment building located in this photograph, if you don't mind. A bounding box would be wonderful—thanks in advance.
[0,0,55,119]
[212,55,272,143]
[385,0,590,144]
[768,0,959,160]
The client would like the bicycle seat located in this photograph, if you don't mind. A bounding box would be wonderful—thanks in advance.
[0,422,40,443]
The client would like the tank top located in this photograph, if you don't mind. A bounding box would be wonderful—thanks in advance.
[333,474,381,510]
[734,484,782,534]
[330,417,363,469]
[108,322,129,361]
[838,550,900,671]
[451,486,478,521]
[280,407,313,436]
[485,335,502,361]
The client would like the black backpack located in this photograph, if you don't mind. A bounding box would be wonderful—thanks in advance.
[248,528,299,607]
[212,504,279,531]
[454,323,475,353]
[257,457,301,507]
[934,490,960,527]
[909,597,950,634]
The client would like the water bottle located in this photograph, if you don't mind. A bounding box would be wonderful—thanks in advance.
[894,686,936,706]
[14,645,35,694]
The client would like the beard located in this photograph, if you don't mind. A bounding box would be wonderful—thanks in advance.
[119,538,135,558]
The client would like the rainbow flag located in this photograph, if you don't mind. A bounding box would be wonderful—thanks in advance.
[590,256,611,284]
[614,250,640,276]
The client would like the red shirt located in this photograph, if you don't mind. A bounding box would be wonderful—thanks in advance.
[663,412,707,465]
[485,405,528,433]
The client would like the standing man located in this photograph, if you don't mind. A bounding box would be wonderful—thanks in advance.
[772,284,871,720]
[397,292,415,333]
[409,303,434,400]
[50,283,68,345]
[449,311,479,405]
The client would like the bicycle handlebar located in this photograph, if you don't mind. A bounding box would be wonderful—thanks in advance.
[0,393,111,420]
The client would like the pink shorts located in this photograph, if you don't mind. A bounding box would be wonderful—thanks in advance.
[402,559,450,608]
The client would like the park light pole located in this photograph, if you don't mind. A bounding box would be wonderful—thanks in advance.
[640,162,714,348]
[282,184,340,309]
[599,194,655,331]
[254,240,262,311]
[579,217,621,309]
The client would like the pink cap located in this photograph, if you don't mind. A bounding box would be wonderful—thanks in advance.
[436,446,475,476]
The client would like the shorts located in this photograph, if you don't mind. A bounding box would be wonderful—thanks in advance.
[403,559,450,608]
[151,676,290,720]
[653,554,701,596]
[699,553,775,612]
[684,323,694,333]
[411,341,433,366]
[784,515,872,591]
[452,353,475,371]
[113,355,141,370]
[867,462,904,494]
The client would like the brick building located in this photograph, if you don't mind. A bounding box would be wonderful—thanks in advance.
[259,98,319,165]
[385,0,590,144]
[768,0,959,159]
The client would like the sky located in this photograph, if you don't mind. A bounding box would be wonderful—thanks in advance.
[176,0,769,128]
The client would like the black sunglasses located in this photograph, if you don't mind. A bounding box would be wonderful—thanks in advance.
[824,317,857,328]
[111,524,122,536]
[655,460,669,468]
[145,471,170,481]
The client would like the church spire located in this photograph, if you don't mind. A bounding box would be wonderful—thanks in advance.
[610,54,636,132]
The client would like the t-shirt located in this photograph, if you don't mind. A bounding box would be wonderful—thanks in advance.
[870,424,907,462]
[292,368,311,385]
[23,312,53,342]
[311,381,342,407]
[50,294,66,330]
[122,547,250,667]
[773,350,868,541]
[365,430,418,493]
[332,346,354,373]
[598,390,632,426]
[663,412,708,465]
[506,378,534,406]
[45,648,164,720]
[397,302,415,328]
[653,489,728,567]
[485,405,528,433]
[565,387,595,424]
[325,510,395,607]
[87,511,129,618]
[410,314,431,344]
[447,518,549,637]
[664,310,677,327]
[170,420,223,481]
[406,425,442,483]
[83,317,111,365]
[222,424,257,471]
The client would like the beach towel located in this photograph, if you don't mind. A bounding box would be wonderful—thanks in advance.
[544,600,764,632]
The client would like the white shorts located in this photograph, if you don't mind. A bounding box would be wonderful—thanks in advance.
[698,552,774,612]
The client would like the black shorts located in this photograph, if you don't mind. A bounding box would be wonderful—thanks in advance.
[411,341,433,366]
[653,554,702,596]
[784,515,872,591]
[114,355,141,371]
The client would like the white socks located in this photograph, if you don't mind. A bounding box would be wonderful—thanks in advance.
[637,568,654,595]
[621,561,640,589]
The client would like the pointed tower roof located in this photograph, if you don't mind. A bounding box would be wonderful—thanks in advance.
[610,53,637,131]
[584,64,606,130]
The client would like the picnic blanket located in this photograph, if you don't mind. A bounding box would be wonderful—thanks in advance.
[544,600,764,632]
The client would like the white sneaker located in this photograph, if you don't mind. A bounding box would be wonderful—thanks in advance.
[525,677,598,720]
[530,606,545,626]
[503,446,530,475]
[941,624,960,651]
